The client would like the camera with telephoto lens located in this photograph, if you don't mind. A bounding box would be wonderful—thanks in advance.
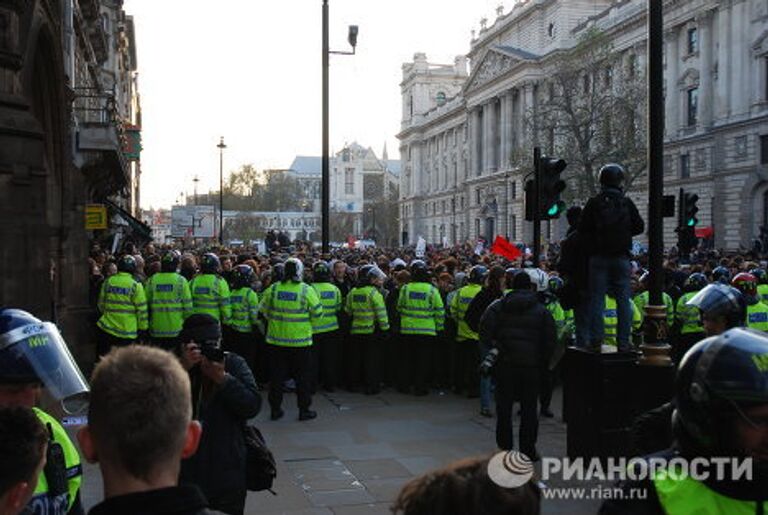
[478,348,500,376]
[199,341,225,362]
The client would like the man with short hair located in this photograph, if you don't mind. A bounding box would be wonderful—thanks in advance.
[0,406,48,515]
[77,346,213,515]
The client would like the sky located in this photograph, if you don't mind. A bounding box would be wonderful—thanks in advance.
[124,0,509,209]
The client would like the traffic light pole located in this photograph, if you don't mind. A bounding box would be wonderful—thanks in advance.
[533,147,541,267]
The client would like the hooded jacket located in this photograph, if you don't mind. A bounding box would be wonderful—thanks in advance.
[479,290,556,369]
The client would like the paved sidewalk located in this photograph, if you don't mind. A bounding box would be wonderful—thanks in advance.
[77,386,603,514]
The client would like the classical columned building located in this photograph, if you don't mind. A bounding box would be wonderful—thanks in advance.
[398,0,768,251]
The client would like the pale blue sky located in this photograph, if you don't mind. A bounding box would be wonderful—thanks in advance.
[125,0,508,208]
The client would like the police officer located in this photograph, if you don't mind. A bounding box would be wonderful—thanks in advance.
[686,282,747,336]
[711,265,731,285]
[190,253,231,324]
[260,258,322,421]
[673,272,707,362]
[226,264,261,371]
[634,272,674,327]
[732,273,768,332]
[310,261,343,392]
[603,294,642,349]
[0,308,89,515]
[450,265,485,401]
[345,265,389,395]
[397,260,445,396]
[96,254,148,356]
[752,268,768,304]
[145,250,193,351]
[601,328,768,514]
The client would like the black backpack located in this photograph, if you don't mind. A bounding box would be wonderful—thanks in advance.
[244,424,277,493]
[593,193,632,255]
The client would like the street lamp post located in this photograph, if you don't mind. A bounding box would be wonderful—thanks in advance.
[193,175,199,206]
[322,0,358,254]
[217,137,226,245]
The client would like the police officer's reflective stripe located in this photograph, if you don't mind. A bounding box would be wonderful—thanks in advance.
[32,408,82,514]
[269,314,310,323]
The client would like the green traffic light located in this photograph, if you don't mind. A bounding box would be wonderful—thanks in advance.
[686,218,697,227]
[546,201,566,217]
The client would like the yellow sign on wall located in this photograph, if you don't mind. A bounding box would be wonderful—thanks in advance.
[85,204,108,230]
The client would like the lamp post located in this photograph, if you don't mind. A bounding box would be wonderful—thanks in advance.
[322,0,358,254]
[217,137,226,245]
[193,175,199,206]
[367,206,376,242]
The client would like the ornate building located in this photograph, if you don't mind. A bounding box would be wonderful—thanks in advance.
[0,0,141,365]
[398,0,768,251]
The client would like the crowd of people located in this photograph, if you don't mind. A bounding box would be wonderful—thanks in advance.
[2,163,765,514]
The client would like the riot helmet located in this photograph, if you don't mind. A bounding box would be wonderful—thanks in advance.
[598,163,625,189]
[732,272,758,298]
[0,308,89,413]
[684,272,708,293]
[231,264,254,289]
[117,254,137,274]
[313,261,331,283]
[161,250,181,273]
[712,266,731,285]
[468,265,488,285]
[749,268,767,285]
[409,260,430,282]
[686,283,747,331]
[284,258,304,283]
[200,253,221,274]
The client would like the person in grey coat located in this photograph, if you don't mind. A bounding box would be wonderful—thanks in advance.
[178,314,262,515]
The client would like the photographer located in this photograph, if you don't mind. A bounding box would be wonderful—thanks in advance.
[178,314,261,515]
[479,273,556,461]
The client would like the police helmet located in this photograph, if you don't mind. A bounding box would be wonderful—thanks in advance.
[598,163,625,189]
[732,272,758,297]
[684,272,708,293]
[0,308,89,411]
[284,258,304,283]
[313,261,331,282]
[750,268,767,285]
[548,276,564,294]
[409,260,430,282]
[271,263,285,283]
[117,254,137,274]
[673,328,768,454]
[161,250,181,273]
[468,265,488,285]
[524,268,549,293]
[504,267,519,286]
[231,264,254,289]
[200,253,221,274]
[686,283,747,330]
[712,266,731,285]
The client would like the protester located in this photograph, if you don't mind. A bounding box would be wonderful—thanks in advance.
[392,454,541,515]
[579,163,645,352]
[479,272,556,461]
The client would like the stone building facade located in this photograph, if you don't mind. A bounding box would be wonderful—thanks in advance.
[398,0,768,251]
[0,0,140,365]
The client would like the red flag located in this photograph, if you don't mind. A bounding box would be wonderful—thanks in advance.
[695,226,714,239]
[490,235,522,261]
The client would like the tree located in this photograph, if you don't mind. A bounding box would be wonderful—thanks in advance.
[218,165,308,212]
[533,29,647,200]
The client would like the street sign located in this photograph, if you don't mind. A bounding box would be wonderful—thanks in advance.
[85,204,107,230]
[171,205,215,238]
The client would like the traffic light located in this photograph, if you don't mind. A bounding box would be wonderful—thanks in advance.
[524,179,535,221]
[538,156,567,219]
[682,192,699,227]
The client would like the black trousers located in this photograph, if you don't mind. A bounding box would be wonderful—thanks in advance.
[345,333,382,393]
[268,345,313,412]
[96,327,134,358]
[222,329,256,374]
[314,330,342,390]
[452,339,480,396]
[149,336,180,353]
[398,334,435,394]
[495,367,540,455]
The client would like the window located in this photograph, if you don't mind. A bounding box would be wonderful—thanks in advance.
[475,219,481,238]
[476,189,481,205]
[605,66,613,88]
[761,135,768,165]
[583,74,590,94]
[687,27,698,54]
[460,196,465,209]
[687,88,699,126]
[548,83,555,101]
[511,215,517,240]
[344,168,354,194]
[627,55,636,79]
[409,95,414,116]
[548,22,555,38]
[680,154,690,178]
[511,180,517,199]
[436,91,446,106]
[441,200,446,213]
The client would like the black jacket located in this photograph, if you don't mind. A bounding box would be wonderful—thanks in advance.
[579,186,644,258]
[557,227,588,290]
[89,485,218,515]
[479,290,556,369]
[180,353,261,502]
[466,287,503,334]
